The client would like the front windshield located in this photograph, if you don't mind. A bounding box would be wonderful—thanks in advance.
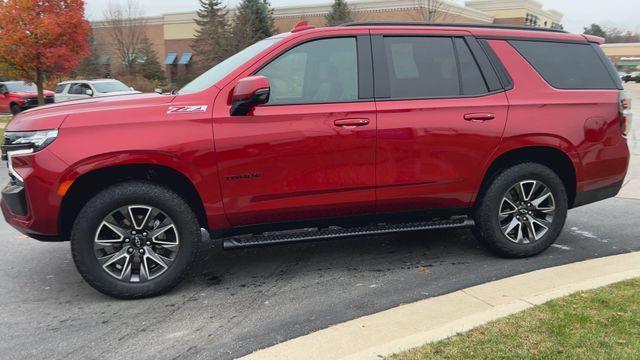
[93,81,131,93]
[179,38,281,95]
[5,82,37,92]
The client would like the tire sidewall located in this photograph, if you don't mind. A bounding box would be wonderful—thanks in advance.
[476,163,568,257]
[71,182,199,299]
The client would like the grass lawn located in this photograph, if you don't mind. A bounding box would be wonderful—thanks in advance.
[391,278,640,359]
[0,115,11,141]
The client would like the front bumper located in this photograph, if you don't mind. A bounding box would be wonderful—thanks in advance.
[0,148,67,241]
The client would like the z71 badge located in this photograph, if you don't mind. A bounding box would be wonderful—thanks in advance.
[167,105,208,114]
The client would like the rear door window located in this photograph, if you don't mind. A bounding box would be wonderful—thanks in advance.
[454,38,489,95]
[509,40,618,89]
[383,37,459,98]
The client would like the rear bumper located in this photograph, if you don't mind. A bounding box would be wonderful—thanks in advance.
[572,181,624,208]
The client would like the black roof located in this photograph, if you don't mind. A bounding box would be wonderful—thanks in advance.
[341,22,567,34]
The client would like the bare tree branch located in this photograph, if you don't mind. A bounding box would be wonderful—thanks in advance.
[415,0,452,23]
[103,0,147,75]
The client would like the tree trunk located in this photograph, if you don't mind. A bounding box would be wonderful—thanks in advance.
[36,70,45,105]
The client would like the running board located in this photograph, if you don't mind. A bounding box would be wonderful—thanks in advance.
[222,217,475,249]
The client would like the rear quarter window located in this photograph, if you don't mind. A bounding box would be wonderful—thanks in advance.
[509,40,618,90]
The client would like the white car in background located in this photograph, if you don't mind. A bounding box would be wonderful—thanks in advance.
[54,79,141,102]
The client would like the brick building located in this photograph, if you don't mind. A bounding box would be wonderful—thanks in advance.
[601,43,640,71]
[92,0,564,82]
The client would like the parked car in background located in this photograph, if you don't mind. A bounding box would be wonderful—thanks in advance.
[54,79,140,103]
[622,71,640,83]
[0,81,55,115]
[1,23,630,299]
[618,71,627,80]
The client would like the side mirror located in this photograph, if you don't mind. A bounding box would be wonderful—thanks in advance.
[129,87,135,91]
[154,88,163,94]
[230,76,270,116]
[85,89,94,96]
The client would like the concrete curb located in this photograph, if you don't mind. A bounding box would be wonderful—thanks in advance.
[240,252,640,360]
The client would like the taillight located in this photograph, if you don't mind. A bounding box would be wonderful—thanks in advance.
[619,91,632,137]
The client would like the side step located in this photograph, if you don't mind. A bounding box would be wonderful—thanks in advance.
[222,217,475,249]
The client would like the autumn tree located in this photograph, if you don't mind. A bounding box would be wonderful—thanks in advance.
[103,0,148,76]
[326,0,353,26]
[231,0,275,52]
[0,0,90,104]
[193,0,230,72]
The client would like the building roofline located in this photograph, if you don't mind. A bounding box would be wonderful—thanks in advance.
[342,21,566,33]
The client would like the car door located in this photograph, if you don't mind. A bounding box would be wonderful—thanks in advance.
[213,35,377,226]
[0,84,8,113]
[371,30,510,213]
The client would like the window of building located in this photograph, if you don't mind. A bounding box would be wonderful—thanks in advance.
[257,37,359,105]
[510,40,618,89]
[525,13,539,27]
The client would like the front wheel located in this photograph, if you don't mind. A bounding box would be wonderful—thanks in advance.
[71,181,200,299]
[474,163,568,258]
[10,103,21,115]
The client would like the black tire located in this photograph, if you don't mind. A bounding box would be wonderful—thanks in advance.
[473,163,568,258]
[71,181,200,299]
[10,103,21,115]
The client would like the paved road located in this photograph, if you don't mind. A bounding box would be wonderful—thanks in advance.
[0,87,639,360]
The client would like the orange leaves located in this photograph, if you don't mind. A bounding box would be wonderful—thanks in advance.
[0,0,90,82]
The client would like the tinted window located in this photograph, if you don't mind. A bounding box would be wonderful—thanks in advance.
[68,84,84,95]
[384,37,459,98]
[55,84,67,94]
[454,38,488,95]
[258,37,359,105]
[510,40,617,89]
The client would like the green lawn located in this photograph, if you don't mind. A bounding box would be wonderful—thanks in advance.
[0,115,11,140]
[391,278,640,359]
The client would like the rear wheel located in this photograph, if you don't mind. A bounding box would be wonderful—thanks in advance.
[71,181,200,299]
[474,163,568,258]
[10,103,21,115]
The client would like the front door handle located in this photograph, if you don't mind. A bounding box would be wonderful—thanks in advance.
[334,118,370,127]
[464,113,495,122]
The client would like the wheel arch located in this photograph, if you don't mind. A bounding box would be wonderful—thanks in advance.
[59,164,209,241]
[475,144,579,209]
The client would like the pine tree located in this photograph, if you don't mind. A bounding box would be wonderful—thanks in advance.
[231,0,275,52]
[139,36,165,82]
[325,0,353,26]
[76,34,103,79]
[193,0,230,71]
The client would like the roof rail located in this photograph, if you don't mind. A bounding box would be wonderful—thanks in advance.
[341,22,567,34]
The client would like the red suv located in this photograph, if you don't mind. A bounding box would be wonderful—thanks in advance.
[0,81,55,115]
[1,23,631,298]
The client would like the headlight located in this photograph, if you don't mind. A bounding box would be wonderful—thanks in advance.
[2,130,58,183]
[3,130,58,153]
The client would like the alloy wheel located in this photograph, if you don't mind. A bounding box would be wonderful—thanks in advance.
[498,180,555,244]
[94,205,180,282]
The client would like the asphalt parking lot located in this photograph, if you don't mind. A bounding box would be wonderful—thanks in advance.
[0,85,639,360]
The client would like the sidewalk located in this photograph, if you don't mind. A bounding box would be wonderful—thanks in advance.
[242,252,640,360]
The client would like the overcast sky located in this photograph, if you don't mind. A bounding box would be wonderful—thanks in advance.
[85,0,640,34]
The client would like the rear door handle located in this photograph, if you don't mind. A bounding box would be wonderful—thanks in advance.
[334,118,370,127]
[464,113,495,122]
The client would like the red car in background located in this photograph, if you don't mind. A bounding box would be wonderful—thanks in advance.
[1,22,631,299]
[0,81,55,115]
